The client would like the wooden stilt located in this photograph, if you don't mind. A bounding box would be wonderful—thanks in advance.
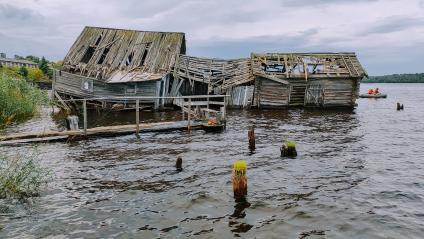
[83,100,87,136]
[136,99,140,138]
[188,98,191,131]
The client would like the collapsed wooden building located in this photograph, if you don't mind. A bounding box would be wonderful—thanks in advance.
[54,26,185,109]
[54,26,368,110]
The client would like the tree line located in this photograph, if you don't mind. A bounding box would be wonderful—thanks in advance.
[363,73,424,83]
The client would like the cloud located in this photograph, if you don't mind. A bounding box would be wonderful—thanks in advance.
[362,16,424,35]
[281,0,378,7]
[189,29,321,58]
[0,3,43,22]
[0,0,423,75]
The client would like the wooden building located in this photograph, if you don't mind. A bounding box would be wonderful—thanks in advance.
[55,26,367,110]
[0,53,37,68]
[173,53,366,108]
[250,53,367,108]
[53,26,185,108]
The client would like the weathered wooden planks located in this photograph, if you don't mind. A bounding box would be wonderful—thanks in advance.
[61,27,185,82]
[0,121,203,145]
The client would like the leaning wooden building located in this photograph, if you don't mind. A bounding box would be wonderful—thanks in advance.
[54,26,185,109]
[54,26,367,109]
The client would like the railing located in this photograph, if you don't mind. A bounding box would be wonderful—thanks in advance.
[57,95,229,137]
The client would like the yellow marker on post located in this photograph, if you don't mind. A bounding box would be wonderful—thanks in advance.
[232,160,247,202]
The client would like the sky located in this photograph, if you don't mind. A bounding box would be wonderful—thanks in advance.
[0,0,423,75]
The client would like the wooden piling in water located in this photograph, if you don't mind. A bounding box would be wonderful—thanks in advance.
[233,160,247,202]
[176,157,182,171]
[281,141,297,158]
[397,102,404,111]
[248,126,255,151]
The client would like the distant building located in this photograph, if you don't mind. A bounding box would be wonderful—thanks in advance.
[0,53,38,68]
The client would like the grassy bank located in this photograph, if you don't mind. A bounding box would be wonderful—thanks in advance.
[0,76,49,127]
[0,153,49,199]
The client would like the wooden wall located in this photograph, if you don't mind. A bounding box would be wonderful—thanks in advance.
[226,85,254,108]
[54,70,166,107]
[254,77,290,108]
[304,78,360,107]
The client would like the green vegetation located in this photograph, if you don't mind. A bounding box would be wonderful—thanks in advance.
[363,73,424,83]
[0,153,49,199]
[0,64,45,82]
[286,141,296,149]
[0,75,49,127]
[0,55,62,81]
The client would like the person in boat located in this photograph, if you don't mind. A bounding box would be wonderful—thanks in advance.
[368,88,374,94]
[374,88,379,94]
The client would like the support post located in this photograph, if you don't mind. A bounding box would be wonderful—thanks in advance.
[182,99,185,120]
[188,98,191,131]
[83,99,87,136]
[223,96,227,120]
[136,99,140,138]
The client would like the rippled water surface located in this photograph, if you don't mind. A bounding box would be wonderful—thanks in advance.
[1,83,423,238]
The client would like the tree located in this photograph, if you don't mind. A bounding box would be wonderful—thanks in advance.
[38,57,49,75]
[51,61,63,70]
[18,66,28,78]
[28,68,43,81]
[25,55,40,64]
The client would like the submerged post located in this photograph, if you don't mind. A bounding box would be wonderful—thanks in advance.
[136,99,140,138]
[83,99,87,136]
[397,102,404,111]
[248,126,255,151]
[281,141,297,158]
[176,157,182,171]
[187,98,191,131]
[232,160,247,202]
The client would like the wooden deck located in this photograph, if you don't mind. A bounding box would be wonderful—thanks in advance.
[0,121,203,145]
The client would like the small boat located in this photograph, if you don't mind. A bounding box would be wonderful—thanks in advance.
[202,123,225,132]
[202,117,225,132]
[359,93,387,98]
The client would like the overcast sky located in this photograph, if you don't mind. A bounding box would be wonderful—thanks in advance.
[0,0,423,75]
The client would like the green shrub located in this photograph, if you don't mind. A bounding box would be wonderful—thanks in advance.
[0,153,49,199]
[0,76,49,127]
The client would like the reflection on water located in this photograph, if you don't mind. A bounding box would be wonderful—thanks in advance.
[1,84,424,238]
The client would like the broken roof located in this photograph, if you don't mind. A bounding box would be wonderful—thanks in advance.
[61,26,186,83]
[251,52,368,79]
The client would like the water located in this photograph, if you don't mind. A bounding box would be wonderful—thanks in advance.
[1,83,423,238]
